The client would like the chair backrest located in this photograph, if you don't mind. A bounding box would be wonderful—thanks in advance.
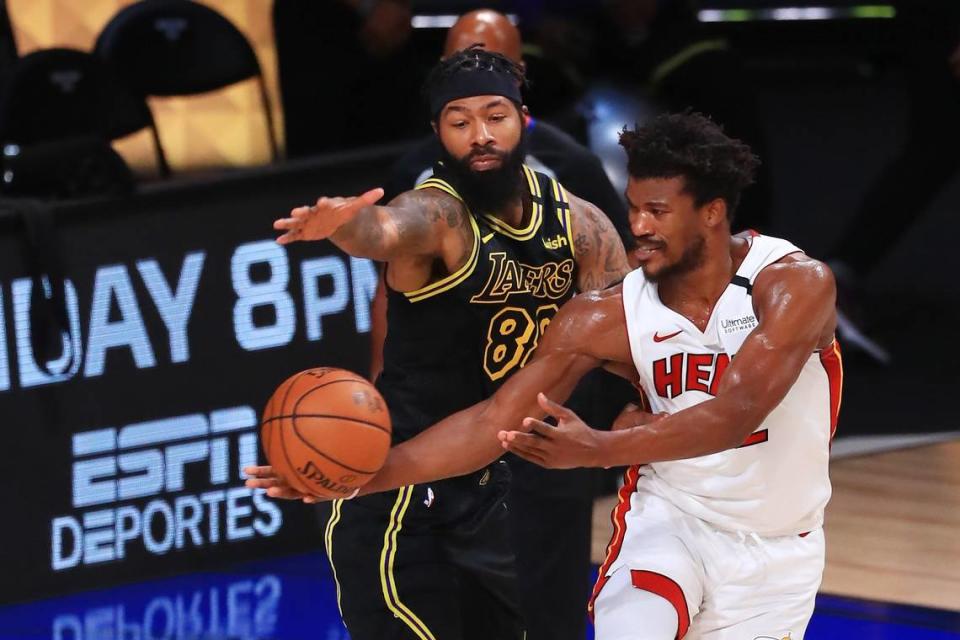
[95,0,260,96]
[95,0,278,160]
[0,48,153,145]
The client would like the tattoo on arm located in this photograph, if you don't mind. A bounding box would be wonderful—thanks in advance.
[335,189,468,261]
[338,208,387,251]
[572,199,632,292]
[414,189,474,268]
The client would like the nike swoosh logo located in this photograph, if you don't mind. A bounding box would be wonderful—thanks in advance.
[653,330,682,343]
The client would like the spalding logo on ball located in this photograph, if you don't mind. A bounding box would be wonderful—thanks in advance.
[260,367,392,498]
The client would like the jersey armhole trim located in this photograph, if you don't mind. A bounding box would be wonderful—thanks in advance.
[553,180,576,258]
[480,165,544,240]
[403,214,481,302]
[415,178,462,202]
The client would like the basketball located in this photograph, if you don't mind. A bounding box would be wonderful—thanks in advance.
[260,367,392,499]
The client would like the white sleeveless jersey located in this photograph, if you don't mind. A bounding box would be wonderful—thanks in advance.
[621,234,842,536]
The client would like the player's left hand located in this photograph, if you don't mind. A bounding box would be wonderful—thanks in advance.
[497,392,608,469]
[274,187,384,245]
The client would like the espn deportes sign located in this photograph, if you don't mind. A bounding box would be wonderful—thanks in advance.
[0,153,394,602]
[52,407,281,571]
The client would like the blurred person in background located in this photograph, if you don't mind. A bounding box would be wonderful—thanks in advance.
[524,0,774,234]
[375,10,636,640]
[826,0,960,364]
[273,0,429,156]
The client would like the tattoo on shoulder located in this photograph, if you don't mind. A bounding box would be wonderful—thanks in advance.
[396,190,468,230]
[388,189,474,263]
[573,200,631,292]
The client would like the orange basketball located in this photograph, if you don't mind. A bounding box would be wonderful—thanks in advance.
[260,367,392,499]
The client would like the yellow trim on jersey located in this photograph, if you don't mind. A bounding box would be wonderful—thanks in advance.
[406,175,478,302]
[403,214,481,302]
[551,178,564,222]
[324,499,345,619]
[481,165,543,240]
[559,183,576,257]
[415,178,463,202]
[379,487,437,640]
[550,178,560,215]
[523,164,542,199]
[482,202,542,240]
[482,232,494,243]
[548,177,577,256]
[564,206,576,257]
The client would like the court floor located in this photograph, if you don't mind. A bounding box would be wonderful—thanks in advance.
[1,549,957,639]
[2,441,958,639]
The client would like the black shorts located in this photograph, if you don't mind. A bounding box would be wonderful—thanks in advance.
[321,462,524,640]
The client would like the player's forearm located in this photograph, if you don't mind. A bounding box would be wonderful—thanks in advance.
[360,346,598,493]
[358,401,504,495]
[326,205,399,261]
[597,394,768,467]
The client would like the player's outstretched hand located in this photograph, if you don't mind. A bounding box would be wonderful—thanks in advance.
[274,188,384,245]
[244,465,326,504]
[497,392,607,469]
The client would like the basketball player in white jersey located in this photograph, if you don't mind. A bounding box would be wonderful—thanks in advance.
[494,112,842,639]
[247,111,841,639]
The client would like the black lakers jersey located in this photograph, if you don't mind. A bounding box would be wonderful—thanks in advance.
[377,164,579,444]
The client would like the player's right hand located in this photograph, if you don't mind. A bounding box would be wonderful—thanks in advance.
[274,188,384,245]
[243,465,325,504]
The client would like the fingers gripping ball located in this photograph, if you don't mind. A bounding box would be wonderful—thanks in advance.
[261,368,392,498]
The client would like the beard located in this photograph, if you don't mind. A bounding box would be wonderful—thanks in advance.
[439,130,527,215]
[644,233,707,283]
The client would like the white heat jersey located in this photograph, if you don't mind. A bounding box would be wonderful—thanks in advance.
[621,234,842,536]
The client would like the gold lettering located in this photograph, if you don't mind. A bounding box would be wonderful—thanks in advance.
[471,255,576,303]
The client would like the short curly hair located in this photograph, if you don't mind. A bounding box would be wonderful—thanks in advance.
[619,112,760,219]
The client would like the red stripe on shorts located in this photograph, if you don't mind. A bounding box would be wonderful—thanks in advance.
[587,464,641,619]
[630,570,691,640]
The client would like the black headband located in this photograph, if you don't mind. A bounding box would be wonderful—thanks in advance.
[427,68,522,118]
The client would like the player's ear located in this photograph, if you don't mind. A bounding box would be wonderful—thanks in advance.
[704,198,728,228]
[521,105,530,118]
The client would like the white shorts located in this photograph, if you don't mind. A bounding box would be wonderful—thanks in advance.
[590,487,825,640]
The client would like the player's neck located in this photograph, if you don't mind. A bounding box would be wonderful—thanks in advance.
[658,234,740,316]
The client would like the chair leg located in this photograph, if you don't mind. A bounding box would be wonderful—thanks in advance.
[149,121,171,178]
[258,74,280,162]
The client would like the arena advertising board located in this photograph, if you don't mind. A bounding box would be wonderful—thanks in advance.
[0,159,389,603]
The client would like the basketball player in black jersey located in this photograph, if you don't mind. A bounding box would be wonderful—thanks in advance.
[262,48,630,639]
